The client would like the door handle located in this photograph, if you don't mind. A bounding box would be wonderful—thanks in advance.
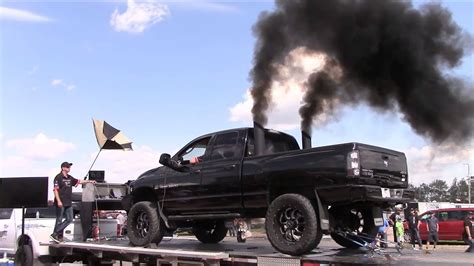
[192,169,201,174]
[224,164,236,170]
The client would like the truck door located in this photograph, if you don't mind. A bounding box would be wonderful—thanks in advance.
[199,131,244,211]
[163,137,212,212]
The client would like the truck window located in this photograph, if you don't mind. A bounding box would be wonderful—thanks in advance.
[177,137,211,164]
[246,131,299,156]
[210,132,241,160]
[0,209,13,219]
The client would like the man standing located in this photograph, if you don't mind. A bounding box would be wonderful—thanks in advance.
[464,211,474,253]
[407,208,423,250]
[425,212,439,250]
[50,162,95,243]
[389,207,402,242]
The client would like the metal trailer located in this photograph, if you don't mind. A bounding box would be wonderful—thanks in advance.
[39,235,417,266]
[40,238,349,266]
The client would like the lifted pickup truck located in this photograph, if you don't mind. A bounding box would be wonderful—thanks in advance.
[122,123,413,255]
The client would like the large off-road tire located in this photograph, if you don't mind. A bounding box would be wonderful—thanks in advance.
[192,220,228,244]
[265,194,322,256]
[330,207,378,249]
[15,244,33,266]
[128,201,164,246]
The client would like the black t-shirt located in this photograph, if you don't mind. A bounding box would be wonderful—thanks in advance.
[464,217,473,237]
[53,173,79,207]
[407,214,420,229]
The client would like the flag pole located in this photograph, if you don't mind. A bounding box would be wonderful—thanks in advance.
[84,147,103,180]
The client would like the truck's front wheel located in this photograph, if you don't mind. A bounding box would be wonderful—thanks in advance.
[128,201,164,246]
[265,194,321,256]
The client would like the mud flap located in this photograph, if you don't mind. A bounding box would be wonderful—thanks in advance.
[372,206,383,226]
[314,189,330,232]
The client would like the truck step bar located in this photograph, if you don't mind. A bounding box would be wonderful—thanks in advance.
[167,213,241,221]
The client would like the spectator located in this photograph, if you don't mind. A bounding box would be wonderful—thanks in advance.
[407,208,423,250]
[395,215,404,245]
[425,212,439,250]
[464,211,474,253]
[50,162,95,243]
[378,218,389,248]
[389,207,402,242]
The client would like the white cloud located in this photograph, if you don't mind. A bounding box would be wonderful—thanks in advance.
[173,1,238,13]
[51,79,75,91]
[406,142,474,184]
[0,6,52,22]
[5,133,75,160]
[229,47,329,131]
[88,145,161,183]
[51,79,63,86]
[110,0,169,34]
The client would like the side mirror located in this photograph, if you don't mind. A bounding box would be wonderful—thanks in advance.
[159,153,189,172]
[159,153,171,166]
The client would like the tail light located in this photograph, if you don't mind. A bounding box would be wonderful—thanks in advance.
[347,150,360,176]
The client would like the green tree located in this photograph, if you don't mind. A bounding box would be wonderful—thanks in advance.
[413,183,430,202]
[428,179,449,202]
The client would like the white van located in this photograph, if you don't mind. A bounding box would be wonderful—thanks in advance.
[0,206,119,265]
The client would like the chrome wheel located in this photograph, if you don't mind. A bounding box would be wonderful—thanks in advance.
[278,207,305,242]
[136,212,150,238]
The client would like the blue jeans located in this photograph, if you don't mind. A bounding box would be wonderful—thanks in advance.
[466,239,474,253]
[53,206,73,236]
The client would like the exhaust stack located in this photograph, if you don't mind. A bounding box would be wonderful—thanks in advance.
[302,131,312,149]
[254,121,265,156]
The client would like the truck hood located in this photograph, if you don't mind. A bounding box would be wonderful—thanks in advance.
[136,166,162,180]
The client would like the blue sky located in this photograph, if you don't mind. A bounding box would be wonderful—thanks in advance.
[0,0,473,198]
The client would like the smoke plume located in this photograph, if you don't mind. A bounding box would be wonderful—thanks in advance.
[250,0,473,142]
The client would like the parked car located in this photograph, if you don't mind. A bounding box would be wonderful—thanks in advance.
[418,208,474,243]
[0,206,119,265]
[403,207,474,243]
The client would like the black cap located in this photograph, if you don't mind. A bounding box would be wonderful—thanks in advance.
[61,162,73,168]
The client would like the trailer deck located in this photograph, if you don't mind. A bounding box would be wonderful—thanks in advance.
[41,236,473,265]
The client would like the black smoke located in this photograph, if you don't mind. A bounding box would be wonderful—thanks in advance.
[250,0,473,142]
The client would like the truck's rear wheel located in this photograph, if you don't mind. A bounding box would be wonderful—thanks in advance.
[192,220,228,244]
[15,244,33,266]
[265,194,321,256]
[128,201,164,246]
[330,207,377,249]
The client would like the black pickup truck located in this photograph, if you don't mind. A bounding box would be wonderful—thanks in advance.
[122,123,413,255]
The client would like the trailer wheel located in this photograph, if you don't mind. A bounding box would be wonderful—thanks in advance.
[15,244,33,266]
[330,207,377,249]
[192,220,228,244]
[265,194,321,256]
[128,201,164,246]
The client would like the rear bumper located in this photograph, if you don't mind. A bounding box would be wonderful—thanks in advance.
[317,184,414,206]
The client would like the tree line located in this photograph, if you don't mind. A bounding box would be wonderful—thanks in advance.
[409,178,472,203]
